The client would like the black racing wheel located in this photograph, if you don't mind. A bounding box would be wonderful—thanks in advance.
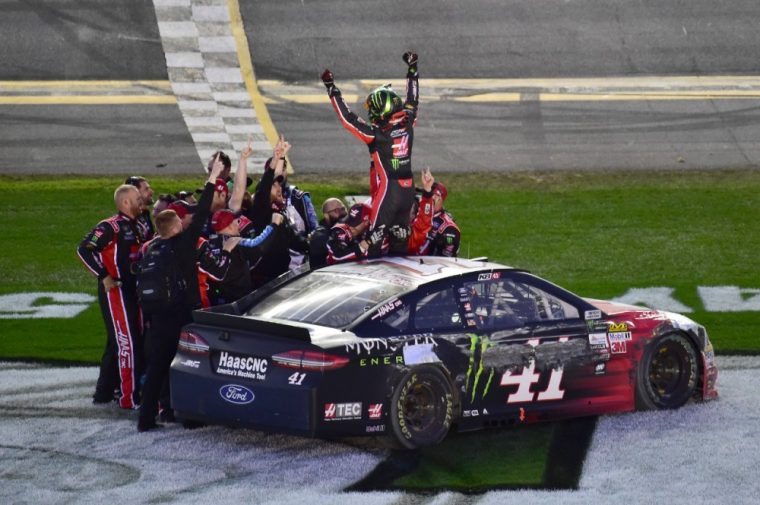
[389,366,455,449]
[635,332,699,410]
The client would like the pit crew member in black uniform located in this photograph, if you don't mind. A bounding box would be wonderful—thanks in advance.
[308,197,347,269]
[326,203,387,265]
[208,209,284,304]
[321,51,419,255]
[77,184,144,409]
[138,161,235,431]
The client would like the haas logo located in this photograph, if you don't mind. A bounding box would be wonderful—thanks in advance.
[392,133,410,158]
[324,403,336,419]
[368,403,383,419]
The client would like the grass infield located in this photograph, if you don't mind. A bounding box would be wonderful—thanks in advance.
[1,169,757,362]
[0,169,755,491]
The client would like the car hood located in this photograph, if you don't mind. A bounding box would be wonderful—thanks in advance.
[583,298,704,333]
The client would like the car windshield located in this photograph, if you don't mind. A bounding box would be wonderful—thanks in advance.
[245,271,408,328]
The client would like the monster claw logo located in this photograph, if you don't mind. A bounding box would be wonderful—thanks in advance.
[391,158,400,171]
[465,334,495,402]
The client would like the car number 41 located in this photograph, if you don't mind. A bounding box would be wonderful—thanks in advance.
[288,372,307,385]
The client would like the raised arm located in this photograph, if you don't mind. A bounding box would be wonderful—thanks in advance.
[187,154,225,242]
[228,137,253,212]
[321,69,375,144]
[402,52,419,117]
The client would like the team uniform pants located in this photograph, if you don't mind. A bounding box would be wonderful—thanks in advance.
[369,177,415,256]
[138,307,193,427]
[95,283,143,409]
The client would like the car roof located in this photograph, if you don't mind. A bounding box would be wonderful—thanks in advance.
[315,256,515,289]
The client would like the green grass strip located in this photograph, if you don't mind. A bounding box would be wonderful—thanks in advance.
[1,169,758,363]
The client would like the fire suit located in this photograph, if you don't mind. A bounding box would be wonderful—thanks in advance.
[415,210,461,257]
[77,212,143,409]
[326,68,418,253]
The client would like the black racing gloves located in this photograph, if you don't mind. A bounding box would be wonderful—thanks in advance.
[403,52,418,74]
[321,69,335,93]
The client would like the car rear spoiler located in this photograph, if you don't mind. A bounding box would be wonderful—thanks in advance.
[192,310,311,343]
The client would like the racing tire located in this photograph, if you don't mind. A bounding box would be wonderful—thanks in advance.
[389,366,454,450]
[635,332,699,410]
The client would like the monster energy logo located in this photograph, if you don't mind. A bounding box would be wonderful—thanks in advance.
[391,158,400,170]
[465,334,496,403]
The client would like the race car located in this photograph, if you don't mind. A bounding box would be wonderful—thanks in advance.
[170,256,718,449]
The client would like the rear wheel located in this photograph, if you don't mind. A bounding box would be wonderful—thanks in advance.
[635,333,699,410]
[389,366,454,449]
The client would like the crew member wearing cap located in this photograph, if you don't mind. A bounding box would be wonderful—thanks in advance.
[396,167,436,253]
[207,208,283,303]
[413,180,460,257]
[326,203,387,265]
[200,177,230,239]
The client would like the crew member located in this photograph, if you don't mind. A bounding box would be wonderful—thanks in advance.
[138,161,233,431]
[126,176,155,242]
[414,182,461,257]
[326,203,387,264]
[77,184,144,409]
[308,197,347,269]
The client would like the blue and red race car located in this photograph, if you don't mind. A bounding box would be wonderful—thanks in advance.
[170,256,718,449]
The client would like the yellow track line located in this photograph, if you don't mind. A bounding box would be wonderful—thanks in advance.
[226,0,292,171]
[0,80,172,89]
[0,95,177,105]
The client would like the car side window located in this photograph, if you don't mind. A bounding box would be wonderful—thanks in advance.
[354,298,411,336]
[464,277,579,329]
[413,287,462,331]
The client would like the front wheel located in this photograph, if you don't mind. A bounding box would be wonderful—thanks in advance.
[389,366,454,449]
[635,332,699,410]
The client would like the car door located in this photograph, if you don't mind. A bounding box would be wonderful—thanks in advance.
[457,271,594,425]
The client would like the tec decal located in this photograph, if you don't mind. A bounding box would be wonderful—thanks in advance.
[324,402,362,421]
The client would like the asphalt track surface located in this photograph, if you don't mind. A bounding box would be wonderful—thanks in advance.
[2,1,760,173]
[1,356,758,504]
[242,0,760,172]
[0,0,196,174]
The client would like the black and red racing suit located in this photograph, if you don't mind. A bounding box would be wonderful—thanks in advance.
[415,210,461,257]
[77,212,143,409]
[326,67,419,253]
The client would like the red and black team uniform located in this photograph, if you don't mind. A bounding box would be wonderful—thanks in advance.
[407,191,435,253]
[135,209,155,242]
[415,210,461,257]
[77,213,143,409]
[325,66,419,253]
[196,236,232,308]
[326,226,389,265]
